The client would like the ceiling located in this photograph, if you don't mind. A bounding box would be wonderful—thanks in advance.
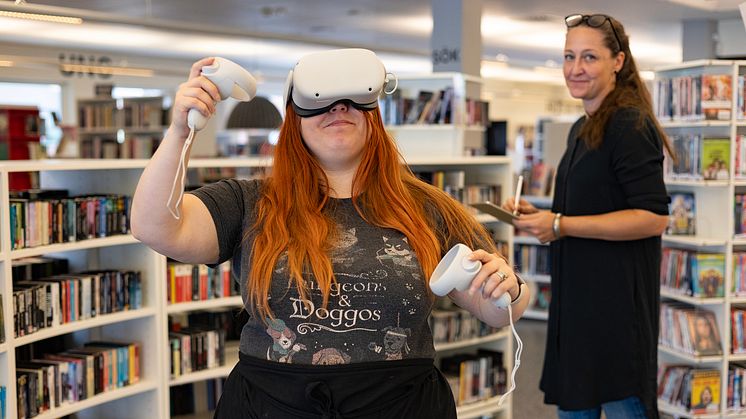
[0,0,744,83]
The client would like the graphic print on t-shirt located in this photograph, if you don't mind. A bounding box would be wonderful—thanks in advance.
[265,318,307,363]
[248,211,434,364]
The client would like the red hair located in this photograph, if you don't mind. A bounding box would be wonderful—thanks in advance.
[248,105,497,320]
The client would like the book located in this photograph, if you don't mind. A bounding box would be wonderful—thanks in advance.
[667,192,696,235]
[690,369,721,413]
[701,138,730,180]
[701,74,732,120]
[692,253,725,298]
[687,311,722,356]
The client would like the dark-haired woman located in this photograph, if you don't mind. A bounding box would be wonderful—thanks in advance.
[503,14,674,419]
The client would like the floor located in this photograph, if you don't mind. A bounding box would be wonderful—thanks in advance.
[512,318,557,419]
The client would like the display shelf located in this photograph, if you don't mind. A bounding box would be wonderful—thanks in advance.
[658,399,720,419]
[661,235,728,248]
[655,60,746,415]
[658,345,723,364]
[166,296,243,314]
[456,395,509,419]
[522,310,549,321]
[12,307,157,347]
[513,236,545,246]
[433,329,510,352]
[9,234,140,258]
[660,288,725,306]
[31,380,158,419]
[520,273,551,284]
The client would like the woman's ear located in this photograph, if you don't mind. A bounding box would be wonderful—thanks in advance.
[614,51,626,74]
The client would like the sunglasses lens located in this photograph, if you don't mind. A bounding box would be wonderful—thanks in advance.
[565,14,583,27]
[587,15,608,27]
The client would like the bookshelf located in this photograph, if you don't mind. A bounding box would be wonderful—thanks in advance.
[380,72,488,159]
[0,155,515,419]
[77,97,168,159]
[653,59,746,417]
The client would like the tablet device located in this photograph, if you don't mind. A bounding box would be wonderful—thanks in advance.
[470,201,518,225]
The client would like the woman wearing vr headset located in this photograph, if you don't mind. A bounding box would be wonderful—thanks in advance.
[131,50,529,418]
[502,14,673,419]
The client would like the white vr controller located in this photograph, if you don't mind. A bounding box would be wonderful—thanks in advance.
[187,57,258,131]
[429,243,511,309]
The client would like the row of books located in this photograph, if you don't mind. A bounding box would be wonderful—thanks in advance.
[79,135,160,159]
[379,88,490,127]
[665,135,730,180]
[660,248,725,298]
[9,189,132,250]
[731,309,746,354]
[659,303,723,356]
[121,99,165,129]
[735,195,746,237]
[78,102,117,130]
[413,170,502,214]
[440,350,506,406]
[170,378,224,416]
[78,98,165,130]
[168,328,228,378]
[430,308,501,345]
[167,261,236,304]
[653,73,733,121]
[727,363,746,413]
[657,365,720,415]
[733,252,746,296]
[13,270,143,338]
[514,244,550,276]
[380,88,456,126]
[16,341,140,419]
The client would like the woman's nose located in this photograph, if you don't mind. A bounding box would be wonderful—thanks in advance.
[329,101,349,113]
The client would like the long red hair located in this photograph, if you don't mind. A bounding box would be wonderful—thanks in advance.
[248,105,497,320]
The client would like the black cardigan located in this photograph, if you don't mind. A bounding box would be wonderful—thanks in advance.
[540,108,670,419]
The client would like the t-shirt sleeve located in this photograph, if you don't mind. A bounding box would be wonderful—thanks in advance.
[607,110,670,215]
[188,179,261,264]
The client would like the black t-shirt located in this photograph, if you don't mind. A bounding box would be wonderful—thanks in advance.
[540,108,670,418]
[191,180,437,364]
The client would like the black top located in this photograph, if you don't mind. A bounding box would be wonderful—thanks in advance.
[539,108,670,418]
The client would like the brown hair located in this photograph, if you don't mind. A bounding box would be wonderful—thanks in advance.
[247,105,497,320]
[570,15,675,159]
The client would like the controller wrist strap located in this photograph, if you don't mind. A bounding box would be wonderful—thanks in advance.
[166,127,195,220]
[498,304,523,406]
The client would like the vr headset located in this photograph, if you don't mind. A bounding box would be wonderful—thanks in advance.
[284,48,395,117]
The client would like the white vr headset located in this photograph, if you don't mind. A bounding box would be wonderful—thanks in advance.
[283,48,396,117]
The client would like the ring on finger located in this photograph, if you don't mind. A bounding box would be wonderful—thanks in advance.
[496,271,509,282]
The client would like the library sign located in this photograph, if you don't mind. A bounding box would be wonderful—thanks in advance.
[58,53,154,78]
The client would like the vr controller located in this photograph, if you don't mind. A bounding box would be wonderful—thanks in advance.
[429,244,511,309]
[187,57,258,131]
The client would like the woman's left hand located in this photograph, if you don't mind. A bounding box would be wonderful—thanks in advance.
[513,210,557,243]
[464,249,519,303]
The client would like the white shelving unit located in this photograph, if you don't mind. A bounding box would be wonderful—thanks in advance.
[0,155,515,419]
[383,72,486,160]
[654,59,746,418]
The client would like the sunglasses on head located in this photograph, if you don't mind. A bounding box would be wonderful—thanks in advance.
[565,14,622,52]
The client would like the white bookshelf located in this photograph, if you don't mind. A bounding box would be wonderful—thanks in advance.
[0,155,515,419]
[654,59,746,416]
[383,72,487,160]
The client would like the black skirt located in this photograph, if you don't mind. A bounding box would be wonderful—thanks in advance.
[213,352,457,419]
